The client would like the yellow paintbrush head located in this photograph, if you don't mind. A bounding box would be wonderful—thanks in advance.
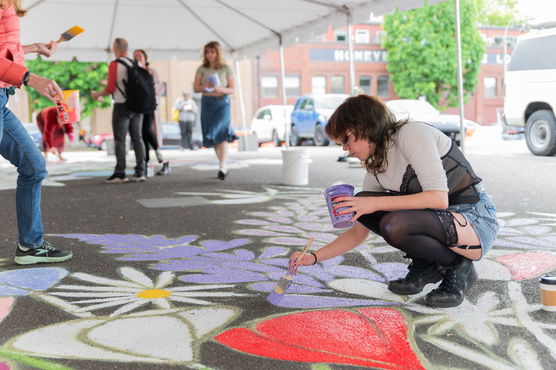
[59,26,85,42]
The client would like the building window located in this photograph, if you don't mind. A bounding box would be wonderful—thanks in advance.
[335,30,347,42]
[377,76,389,97]
[484,77,497,98]
[261,75,278,98]
[492,35,517,48]
[359,76,371,94]
[355,29,370,44]
[372,30,387,45]
[312,75,326,94]
[285,75,301,97]
[331,75,345,94]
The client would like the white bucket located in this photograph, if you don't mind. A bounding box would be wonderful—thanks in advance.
[281,148,309,186]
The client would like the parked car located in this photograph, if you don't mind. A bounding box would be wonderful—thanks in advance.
[250,105,293,146]
[22,122,42,149]
[88,132,113,150]
[385,99,475,145]
[159,121,202,149]
[504,28,556,155]
[290,94,349,146]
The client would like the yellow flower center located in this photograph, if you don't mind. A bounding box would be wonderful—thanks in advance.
[136,289,172,299]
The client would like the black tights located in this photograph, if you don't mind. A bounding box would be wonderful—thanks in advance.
[357,192,460,266]
[142,111,160,163]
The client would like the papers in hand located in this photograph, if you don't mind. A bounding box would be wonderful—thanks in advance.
[203,73,221,92]
[208,73,221,86]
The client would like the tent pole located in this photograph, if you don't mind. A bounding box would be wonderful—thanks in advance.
[106,0,120,58]
[279,35,289,148]
[347,10,356,95]
[454,0,465,152]
[234,57,248,150]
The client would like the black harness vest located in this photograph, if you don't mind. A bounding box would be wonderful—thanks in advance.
[378,141,482,205]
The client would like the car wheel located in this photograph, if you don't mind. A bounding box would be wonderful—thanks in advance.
[289,125,302,146]
[313,124,329,146]
[100,140,107,151]
[525,109,556,156]
[271,130,281,147]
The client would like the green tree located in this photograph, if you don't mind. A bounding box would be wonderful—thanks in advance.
[25,58,111,118]
[383,0,485,109]
[474,0,527,26]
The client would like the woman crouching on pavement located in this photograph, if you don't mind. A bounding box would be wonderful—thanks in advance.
[290,95,499,307]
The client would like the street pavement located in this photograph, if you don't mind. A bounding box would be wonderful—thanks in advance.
[1,127,556,370]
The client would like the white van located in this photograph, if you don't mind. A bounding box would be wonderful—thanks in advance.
[504,28,556,156]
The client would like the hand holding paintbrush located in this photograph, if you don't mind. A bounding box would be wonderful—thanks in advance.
[267,237,315,304]
[22,26,84,59]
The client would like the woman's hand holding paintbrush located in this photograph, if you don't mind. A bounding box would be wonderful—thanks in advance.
[23,26,85,59]
[289,240,318,270]
[293,238,314,271]
[267,238,315,303]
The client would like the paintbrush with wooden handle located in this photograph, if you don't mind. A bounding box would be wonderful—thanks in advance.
[267,237,315,304]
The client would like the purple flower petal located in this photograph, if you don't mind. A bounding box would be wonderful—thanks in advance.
[373,262,410,281]
[270,295,400,308]
[327,265,385,282]
[179,269,266,284]
[155,256,222,271]
[267,237,310,245]
[236,229,284,237]
[251,282,331,294]
[221,261,285,274]
[294,222,324,230]
[200,238,249,252]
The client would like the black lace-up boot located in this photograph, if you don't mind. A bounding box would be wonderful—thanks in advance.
[424,256,477,307]
[388,255,442,295]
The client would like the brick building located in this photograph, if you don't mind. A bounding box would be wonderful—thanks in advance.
[253,22,525,125]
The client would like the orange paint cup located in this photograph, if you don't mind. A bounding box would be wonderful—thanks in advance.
[540,275,556,311]
[62,90,80,123]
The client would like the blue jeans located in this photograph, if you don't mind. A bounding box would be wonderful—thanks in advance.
[0,88,48,247]
[447,185,499,257]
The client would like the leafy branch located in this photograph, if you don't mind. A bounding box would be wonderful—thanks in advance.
[25,58,111,118]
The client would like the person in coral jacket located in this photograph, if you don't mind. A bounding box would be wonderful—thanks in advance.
[36,106,75,162]
[0,0,72,264]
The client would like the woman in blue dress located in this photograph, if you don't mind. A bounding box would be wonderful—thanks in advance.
[193,41,235,180]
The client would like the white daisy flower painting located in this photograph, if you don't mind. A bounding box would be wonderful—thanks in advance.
[42,266,247,317]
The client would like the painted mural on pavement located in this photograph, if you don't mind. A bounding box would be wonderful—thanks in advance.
[1,187,556,369]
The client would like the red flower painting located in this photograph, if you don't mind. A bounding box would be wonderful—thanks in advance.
[215,307,424,369]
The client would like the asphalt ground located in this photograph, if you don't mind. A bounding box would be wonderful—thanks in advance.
[1,129,556,370]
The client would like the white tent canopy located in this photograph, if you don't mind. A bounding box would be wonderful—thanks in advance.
[21,0,465,150]
[21,0,448,62]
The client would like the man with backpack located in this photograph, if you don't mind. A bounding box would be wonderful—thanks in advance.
[92,37,154,183]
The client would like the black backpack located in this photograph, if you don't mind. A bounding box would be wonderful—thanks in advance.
[116,57,157,113]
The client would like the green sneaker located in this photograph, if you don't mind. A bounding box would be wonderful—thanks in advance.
[15,241,73,265]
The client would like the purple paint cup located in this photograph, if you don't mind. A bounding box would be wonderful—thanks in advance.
[324,184,354,228]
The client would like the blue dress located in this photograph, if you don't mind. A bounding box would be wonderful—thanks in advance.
[200,95,235,147]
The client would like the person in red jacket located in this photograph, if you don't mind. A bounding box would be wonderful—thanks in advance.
[0,0,73,264]
[36,106,75,162]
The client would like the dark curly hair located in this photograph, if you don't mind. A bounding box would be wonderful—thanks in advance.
[325,95,408,174]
